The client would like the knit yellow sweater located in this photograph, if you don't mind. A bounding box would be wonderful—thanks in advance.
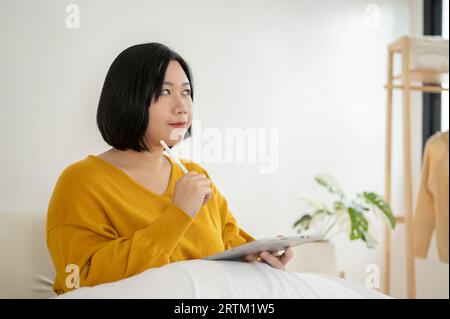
[413,131,449,263]
[46,154,255,294]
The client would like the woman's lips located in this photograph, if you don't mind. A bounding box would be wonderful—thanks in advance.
[169,122,187,128]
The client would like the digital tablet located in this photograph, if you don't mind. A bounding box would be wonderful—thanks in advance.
[204,234,324,261]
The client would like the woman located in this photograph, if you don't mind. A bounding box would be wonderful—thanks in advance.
[46,43,293,294]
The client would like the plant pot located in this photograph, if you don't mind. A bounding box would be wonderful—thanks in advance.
[285,240,338,276]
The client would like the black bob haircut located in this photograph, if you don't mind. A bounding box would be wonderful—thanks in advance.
[97,42,194,152]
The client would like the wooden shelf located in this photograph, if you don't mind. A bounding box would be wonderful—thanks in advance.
[382,35,448,299]
[393,69,449,85]
[384,84,448,93]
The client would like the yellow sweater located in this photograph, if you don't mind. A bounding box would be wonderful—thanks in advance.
[413,130,449,263]
[46,154,255,294]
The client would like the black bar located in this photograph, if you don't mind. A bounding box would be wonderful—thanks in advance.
[422,0,443,155]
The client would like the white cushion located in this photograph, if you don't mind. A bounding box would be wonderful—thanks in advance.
[0,212,56,299]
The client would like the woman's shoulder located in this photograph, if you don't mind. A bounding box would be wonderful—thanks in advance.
[53,155,103,190]
[48,156,104,230]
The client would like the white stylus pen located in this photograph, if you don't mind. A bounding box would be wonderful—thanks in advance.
[160,140,189,174]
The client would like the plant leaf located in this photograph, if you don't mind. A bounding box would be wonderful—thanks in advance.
[293,214,312,232]
[333,201,346,211]
[315,175,344,197]
[347,206,369,241]
[361,192,396,229]
[299,194,327,211]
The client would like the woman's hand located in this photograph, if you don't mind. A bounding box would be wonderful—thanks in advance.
[242,235,294,271]
[172,171,212,218]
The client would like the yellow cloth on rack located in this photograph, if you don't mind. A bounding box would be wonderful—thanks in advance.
[46,155,255,294]
[413,131,449,263]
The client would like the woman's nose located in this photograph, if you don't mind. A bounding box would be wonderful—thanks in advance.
[173,98,189,114]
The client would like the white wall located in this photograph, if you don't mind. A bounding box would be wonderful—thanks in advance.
[0,0,447,298]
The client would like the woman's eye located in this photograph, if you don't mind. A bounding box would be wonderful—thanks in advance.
[160,89,170,95]
[184,89,191,95]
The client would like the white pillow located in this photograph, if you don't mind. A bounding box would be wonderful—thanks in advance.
[56,260,389,299]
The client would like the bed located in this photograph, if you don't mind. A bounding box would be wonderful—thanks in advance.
[55,259,388,299]
[0,211,389,299]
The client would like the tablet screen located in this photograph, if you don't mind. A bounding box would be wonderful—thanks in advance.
[204,234,323,261]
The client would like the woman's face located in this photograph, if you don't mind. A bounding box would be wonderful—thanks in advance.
[146,60,193,149]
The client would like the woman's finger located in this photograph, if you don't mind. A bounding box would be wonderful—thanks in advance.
[272,249,285,257]
[243,254,260,262]
[259,251,284,270]
[280,247,294,265]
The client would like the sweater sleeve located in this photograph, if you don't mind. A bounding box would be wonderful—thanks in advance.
[46,169,194,293]
[413,141,435,259]
[222,208,256,250]
[47,203,193,293]
[210,180,255,249]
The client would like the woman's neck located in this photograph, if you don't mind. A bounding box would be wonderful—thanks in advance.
[108,147,166,171]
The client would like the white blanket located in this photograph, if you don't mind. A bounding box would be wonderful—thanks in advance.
[56,260,389,299]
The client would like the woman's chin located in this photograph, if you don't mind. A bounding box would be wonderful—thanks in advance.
[168,127,186,141]
[162,135,183,147]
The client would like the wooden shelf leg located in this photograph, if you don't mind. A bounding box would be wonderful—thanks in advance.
[384,48,394,296]
[402,38,416,299]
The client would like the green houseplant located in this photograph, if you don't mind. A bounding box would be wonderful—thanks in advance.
[293,175,396,248]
